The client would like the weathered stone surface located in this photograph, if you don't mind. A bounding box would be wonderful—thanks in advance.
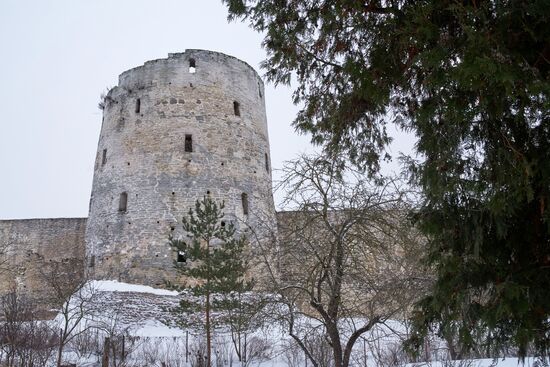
[90,290,180,327]
[0,218,86,302]
[85,50,277,286]
[0,50,278,297]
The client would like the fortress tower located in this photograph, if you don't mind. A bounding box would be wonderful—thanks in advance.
[85,50,276,286]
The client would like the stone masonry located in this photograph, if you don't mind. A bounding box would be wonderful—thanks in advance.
[0,50,278,294]
[86,50,276,286]
[0,218,86,304]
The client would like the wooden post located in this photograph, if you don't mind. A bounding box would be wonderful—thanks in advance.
[102,337,110,367]
[56,328,63,367]
[121,335,125,362]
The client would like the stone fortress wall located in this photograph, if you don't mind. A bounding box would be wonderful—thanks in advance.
[86,50,277,286]
[0,218,86,304]
[0,50,278,295]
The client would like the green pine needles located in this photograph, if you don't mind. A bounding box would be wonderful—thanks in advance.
[168,196,253,366]
[170,197,251,295]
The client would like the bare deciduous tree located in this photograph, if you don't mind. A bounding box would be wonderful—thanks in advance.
[40,258,97,367]
[240,336,272,367]
[0,241,9,275]
[93,299,141,367]
[0,288,58,367]
[255,154,430,367]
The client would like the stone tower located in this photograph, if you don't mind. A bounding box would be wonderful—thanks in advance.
[85,50,276,286]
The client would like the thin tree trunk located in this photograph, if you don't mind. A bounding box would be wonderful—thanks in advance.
[363,338,367,367]
[56,328,63,367]
[327,239,345,367]
[238,330,242,361]
[206,238,212,367]
[327,322,343,367]
[231,328,242,362]
[206,289,211,367]
[342,317,381,367]
[244,333,247,363]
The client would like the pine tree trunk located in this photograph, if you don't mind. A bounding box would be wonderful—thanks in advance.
[206,289,211,367]
[206,239,212,367]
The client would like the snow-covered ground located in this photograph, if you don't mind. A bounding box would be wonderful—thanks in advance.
[4,280,543,367]
[408,358,542,367]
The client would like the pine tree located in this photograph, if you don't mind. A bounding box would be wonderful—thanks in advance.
[223,0,550,357]
[169,196,252,366]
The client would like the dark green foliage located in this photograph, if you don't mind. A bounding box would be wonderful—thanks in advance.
[168,197,257,365]
[170,197,251,296]
[223,0,550,357]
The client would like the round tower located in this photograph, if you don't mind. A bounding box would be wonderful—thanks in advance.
[85,50,276,286]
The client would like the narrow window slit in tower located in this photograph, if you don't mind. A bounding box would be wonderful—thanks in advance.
[135,98,141,113]
[265,153,269,172]
[185,134,193,152]
[177,251,186,263]
[102,149,107,165]
[89,255,95,268]
[241,193,249,215]
[189,58,196,73]
[119,192,128,212]
[233,101,241,116]
[258,82,262,98]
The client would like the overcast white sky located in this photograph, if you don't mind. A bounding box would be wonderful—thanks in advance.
[0,0,414,220]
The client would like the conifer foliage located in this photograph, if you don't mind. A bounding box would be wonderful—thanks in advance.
[223,0,550,357]
[169,196,252,366]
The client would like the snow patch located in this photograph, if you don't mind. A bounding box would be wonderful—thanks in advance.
[133,320,186,337]
[91,280,179,296]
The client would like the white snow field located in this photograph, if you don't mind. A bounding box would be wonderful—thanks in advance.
[25,281,546,366]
